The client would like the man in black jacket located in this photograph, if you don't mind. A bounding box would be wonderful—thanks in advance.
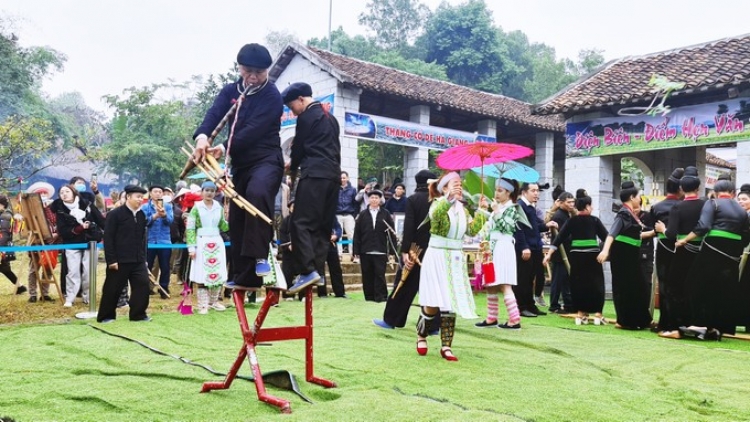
[374,170,441,329]
[281,82,342,293]
[514,183,557,317]
[193,43,283,288]
[354,190,397,302]
[97,185,151,322]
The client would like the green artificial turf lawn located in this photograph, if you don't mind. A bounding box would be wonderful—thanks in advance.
[2,292,750,422]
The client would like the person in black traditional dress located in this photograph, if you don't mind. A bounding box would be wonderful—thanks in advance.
[597,181,654,330]
[649,168,683,333]
[677,178,749,340]
[653,167,702,339]
[736,184,750,331]
[544,195,609,325]
[373,170,440,330]
[192,43,283,289]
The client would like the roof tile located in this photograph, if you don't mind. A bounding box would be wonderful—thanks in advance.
[533,34,750,115]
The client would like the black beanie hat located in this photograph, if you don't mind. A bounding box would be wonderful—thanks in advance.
[281,82,313,103]
[237,43,272,68]
[415,169,437,186]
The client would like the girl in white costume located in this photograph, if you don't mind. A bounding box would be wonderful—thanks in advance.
[417,172,485,361]
[475,178,530,330]
[187,181,229,314]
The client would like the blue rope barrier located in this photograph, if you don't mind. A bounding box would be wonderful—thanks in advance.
[0,239,354,253]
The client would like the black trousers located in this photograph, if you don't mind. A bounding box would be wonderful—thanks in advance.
[97,263,150,322]
[290,177,338,275]
[230,162,283,287]
[534,255,546,297]
[0,260,18,285]
[361,254,388,302]
[513,250,543,312]
[549,260,573,310]
[317,243,345,297]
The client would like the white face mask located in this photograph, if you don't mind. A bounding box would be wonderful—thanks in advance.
[163,196,172,204]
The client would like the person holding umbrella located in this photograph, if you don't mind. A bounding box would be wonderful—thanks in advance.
[474,178,530,329]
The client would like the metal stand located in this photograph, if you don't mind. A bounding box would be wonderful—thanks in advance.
[201,287,336,413]
[76,241,99,319]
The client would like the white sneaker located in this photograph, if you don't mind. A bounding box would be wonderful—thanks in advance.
[210,302,226,312]
[63,302,73,308]
[594,317,608,326]
[534,295,547,307]
[198,307,209,315]
[575,317,582,326]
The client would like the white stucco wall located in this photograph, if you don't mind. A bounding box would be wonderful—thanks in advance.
[274,54,360,184]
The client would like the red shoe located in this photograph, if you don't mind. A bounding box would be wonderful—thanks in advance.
[440,347,458,362]
[416,339,428,356]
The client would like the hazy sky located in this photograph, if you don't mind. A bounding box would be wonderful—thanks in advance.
[3,0,750,113]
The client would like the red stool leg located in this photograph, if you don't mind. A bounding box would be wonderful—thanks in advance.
[304,287,336,388]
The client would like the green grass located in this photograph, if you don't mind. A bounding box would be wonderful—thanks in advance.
[2,292,750,422]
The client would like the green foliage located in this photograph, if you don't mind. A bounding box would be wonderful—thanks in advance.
[461,169,494,209]
[621,157,645,188]
[421,0,508,93]
[369,51,448,80]
[0,19,66,120]
[102,84,198,185]
[359,0,431,52]
[0,115,56,189]
[357,140,404,186]
[308,26,380,60]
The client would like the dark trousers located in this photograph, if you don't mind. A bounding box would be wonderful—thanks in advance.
[549,260,573,311]
[514,250,543,312]
[361,253,388,302]
[534,256,546,297]
[290,177,338,275]
[317,244,345,297]
[97,263,150,321]
[383,264,421,328]
[147,247,172,290]
[230,162,283,287]
[0,260,18,285]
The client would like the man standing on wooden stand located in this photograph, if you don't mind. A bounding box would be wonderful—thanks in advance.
[280,82,341,293]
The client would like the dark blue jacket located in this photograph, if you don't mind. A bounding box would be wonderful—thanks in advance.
[193,79,283,170]
[337,182,359,216]
[513,200,548,252]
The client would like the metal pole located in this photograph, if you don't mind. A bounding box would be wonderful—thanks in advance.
[327,0,332,51]
[76,241,99,319]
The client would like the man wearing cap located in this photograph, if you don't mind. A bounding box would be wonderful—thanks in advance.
[353,189,398,302]
[280,82,341,292]
[356,177,383,212]
[143,185,174,298]
[192,43,283,289]
[374,170,441,329]
[97,185,152,322]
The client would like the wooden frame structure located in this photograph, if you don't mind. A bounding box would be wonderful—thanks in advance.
[19,193,63,304]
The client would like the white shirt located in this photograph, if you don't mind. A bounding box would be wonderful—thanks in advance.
[369,207,380,229]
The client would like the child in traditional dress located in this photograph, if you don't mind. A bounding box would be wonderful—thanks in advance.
[187,181,229,314]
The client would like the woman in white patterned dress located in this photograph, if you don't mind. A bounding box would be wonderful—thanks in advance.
[187,181,229,314]
[417,172,485,361]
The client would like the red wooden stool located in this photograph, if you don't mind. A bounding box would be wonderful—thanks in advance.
[201,287,336,413]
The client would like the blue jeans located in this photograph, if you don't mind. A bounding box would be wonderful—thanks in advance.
[147,247,172,290]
